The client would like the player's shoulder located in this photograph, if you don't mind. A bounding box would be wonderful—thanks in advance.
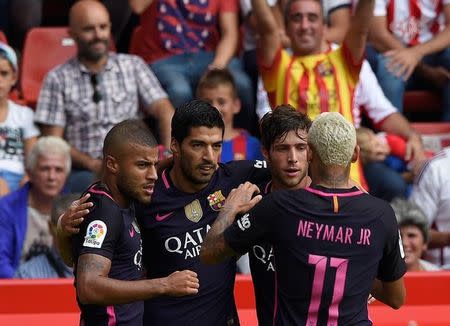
[220,159,270,182]
[84,182,122,220]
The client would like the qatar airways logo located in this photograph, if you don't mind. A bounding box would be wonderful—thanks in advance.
[164,224,211,259]
[252,245,275,272]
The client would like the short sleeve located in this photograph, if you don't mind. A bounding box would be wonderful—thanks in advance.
[410,163,441,226]
[20,106,40,139]
[224,195,275,254]
[131,55,167,111]
[75,199,123,260]
[356,61,397,125]
[34,70,67,127]
[220,0,238,13]
[377,205,406,282]
[374,0,388,16]
[225,160,270,185]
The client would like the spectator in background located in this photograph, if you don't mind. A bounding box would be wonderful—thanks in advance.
[253,0,426,200]
[15,194,79,279]
[128,0,255,133]
[410,147,450,269]
[34,0,174,193]
[0,136,70,278]
[196,69,263,163]
[0,42,39,194]
[391,198,441,272]
[4,0,132,52]
[240,0,287,135]
[368,0,450,120]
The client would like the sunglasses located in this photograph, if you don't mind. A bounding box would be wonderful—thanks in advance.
[90,74,102,104]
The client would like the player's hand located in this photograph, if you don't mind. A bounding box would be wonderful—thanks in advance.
[165,270,200,296]
[59,193,93,235]
[385,47,423,81]
[224,182,262,215]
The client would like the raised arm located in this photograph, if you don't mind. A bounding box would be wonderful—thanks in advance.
[201,182,262,264]
[343,0,375,63]
[128,0,153,14]
[325,5,351,44]
[251,0,282,66]
[76,254,199,305]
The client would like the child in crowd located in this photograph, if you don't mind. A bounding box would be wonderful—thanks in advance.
[0,42,39,194]
[197,68,263,163]
[357,127,433,196]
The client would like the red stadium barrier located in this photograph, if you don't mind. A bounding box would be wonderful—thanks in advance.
[0,272,450,325]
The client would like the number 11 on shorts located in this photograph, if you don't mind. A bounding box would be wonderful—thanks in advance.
[307,254,349,326]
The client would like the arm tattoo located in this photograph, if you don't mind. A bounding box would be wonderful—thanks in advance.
[77,255,109,275]
[203,207,237,261]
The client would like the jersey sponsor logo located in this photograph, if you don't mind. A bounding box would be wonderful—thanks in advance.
[252,245,275,272]
[184,199,203,222]
[83,220,107,248]
[164,224,211,259]
[134,240,143,270]
[207,190,226,211]
[155,211,174,221]
[237,214,251,231]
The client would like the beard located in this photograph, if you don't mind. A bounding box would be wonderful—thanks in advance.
[78,38,109,61]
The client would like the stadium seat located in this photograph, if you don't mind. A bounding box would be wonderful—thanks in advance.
[403,91,442,114]
[19,27,116,108]
[20,27,77,107]
[412,122,450,152]
[0,30,7,44]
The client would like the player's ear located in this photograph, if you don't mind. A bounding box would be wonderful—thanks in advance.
[170,138,180,156]
[351,145,360,163]
[105,155,118,174]
[233,97,241,114]
[307,145,313,163]
[261,146,269,161]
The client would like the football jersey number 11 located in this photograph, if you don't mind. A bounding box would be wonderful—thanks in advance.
[306,254,349,326]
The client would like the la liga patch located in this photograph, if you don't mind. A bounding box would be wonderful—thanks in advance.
[83,220,107,248]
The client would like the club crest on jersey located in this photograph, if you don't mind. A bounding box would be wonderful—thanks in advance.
[207,190,226,211]
[184,199,203,222]
[83,220,107,248]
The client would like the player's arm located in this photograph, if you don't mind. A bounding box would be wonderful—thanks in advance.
[251,0,281,66]
[376,205,407,309]
[76,254,199,305]
[371,278,405,309]
[201,182,262,264]
[342,0,375,64]
[56,194,93,266]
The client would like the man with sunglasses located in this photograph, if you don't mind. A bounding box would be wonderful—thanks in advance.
[35,0,175,193]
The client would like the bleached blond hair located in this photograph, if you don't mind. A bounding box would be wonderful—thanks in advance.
[308,112,356,166]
